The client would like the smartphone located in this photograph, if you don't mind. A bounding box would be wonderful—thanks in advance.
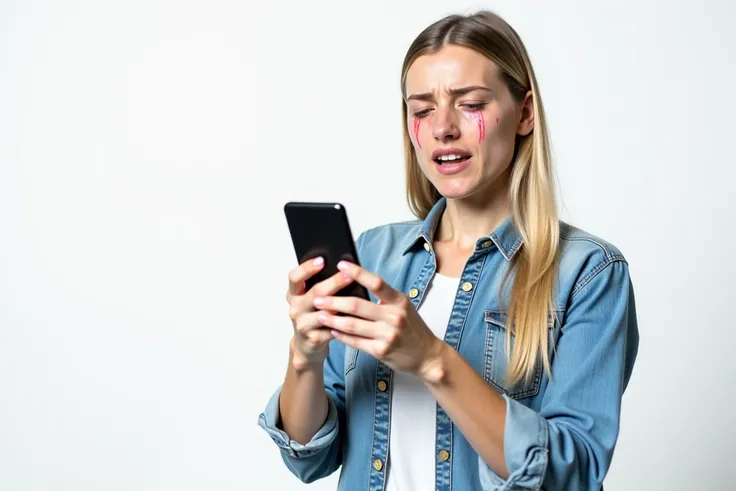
[284,201,370,300]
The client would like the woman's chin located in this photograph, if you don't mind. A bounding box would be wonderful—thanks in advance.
[433,180,477,200]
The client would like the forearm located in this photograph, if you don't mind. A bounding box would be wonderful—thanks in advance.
[422,340,510,479]
[279,337,330,445]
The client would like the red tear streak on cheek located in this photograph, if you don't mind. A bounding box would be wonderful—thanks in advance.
[413,117,422,149]
[470,111,486,143]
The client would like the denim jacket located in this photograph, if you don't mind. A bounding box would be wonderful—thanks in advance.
[258,198,639,491]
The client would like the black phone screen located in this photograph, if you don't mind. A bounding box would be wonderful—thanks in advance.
[284,202,370,300]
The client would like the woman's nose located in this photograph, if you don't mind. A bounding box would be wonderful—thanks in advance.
[431,107,461,142]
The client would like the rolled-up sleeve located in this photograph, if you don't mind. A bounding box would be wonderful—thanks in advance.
[257,384,339,458]
[257,337,348,483]
[480,258,640,490]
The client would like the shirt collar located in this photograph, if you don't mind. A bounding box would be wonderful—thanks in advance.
[400,197,523,261]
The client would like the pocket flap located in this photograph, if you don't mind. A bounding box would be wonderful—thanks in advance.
[484,309,507,329]
[484,309,563,332]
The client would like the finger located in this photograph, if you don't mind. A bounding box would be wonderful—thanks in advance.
[306,327,334,345]
[313,295,381,321]
[310,270,354,298]
[336,261,401,304]
[288,257,325,297]
[317,311,381,339]
[292,310,327,337]
[289,271,353,317]
[330,329,379,355]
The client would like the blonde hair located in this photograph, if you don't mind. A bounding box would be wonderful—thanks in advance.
[401,11,559,385]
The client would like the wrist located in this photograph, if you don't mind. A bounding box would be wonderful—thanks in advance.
[290,337,326,373]
[417,337,450,386]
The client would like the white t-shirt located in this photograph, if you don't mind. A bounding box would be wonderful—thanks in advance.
[385,273,459,491]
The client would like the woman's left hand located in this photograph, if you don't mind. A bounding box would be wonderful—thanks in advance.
[312,260,446,380]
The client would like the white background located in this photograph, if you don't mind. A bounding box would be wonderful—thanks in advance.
[1,1,734,490]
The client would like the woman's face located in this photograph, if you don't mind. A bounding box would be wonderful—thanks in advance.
[404,45,534,201]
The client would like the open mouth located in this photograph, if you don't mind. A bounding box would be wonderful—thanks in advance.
[433,153,471,165]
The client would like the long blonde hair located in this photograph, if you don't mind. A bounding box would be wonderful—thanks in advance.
[401,11,559,385]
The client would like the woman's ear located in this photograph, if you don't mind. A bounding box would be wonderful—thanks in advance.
[517,90,535,136]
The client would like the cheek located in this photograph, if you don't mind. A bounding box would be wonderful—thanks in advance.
[468,112,507,145]
[413,117,422,149]
[411,115,433,149]
[468,111,486,143]
[465,112,502,144]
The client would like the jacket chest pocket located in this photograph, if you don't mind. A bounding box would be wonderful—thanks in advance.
[483,309,557,400]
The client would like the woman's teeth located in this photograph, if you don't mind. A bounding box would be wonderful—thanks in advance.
[435,154,469,163]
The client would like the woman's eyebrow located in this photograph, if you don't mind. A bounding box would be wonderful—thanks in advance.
[406,85,492,102]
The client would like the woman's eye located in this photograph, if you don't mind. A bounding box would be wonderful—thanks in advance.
[463,103,487,111]
[413,109,432,118]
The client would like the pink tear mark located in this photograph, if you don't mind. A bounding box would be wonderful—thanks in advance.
[470,111,486,143]
[413,117,422,148]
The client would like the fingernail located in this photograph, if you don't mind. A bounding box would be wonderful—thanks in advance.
[318,312,328,322]
[314,297,325,307]
[337,261,348,271]
[313,257,324,266]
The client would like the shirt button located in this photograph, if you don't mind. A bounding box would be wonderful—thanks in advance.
[373,458,384,471]
[461,281,473,292]
[482,240,493,248]
[377,380,387,392]
[423,242,430,251]
[408,288,419,298]
[439,449,450,461]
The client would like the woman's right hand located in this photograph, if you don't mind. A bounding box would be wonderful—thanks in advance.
[286,256,352,369]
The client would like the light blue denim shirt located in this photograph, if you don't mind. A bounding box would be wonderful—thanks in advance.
[258,197,639,491]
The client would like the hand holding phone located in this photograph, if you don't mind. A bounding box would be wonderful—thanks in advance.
[284,256,354,367]
[283,202,369,366]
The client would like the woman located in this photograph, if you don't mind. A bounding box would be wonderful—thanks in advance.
[258,10,639,491]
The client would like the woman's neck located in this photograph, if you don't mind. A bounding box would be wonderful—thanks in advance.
[435,178,510,251]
